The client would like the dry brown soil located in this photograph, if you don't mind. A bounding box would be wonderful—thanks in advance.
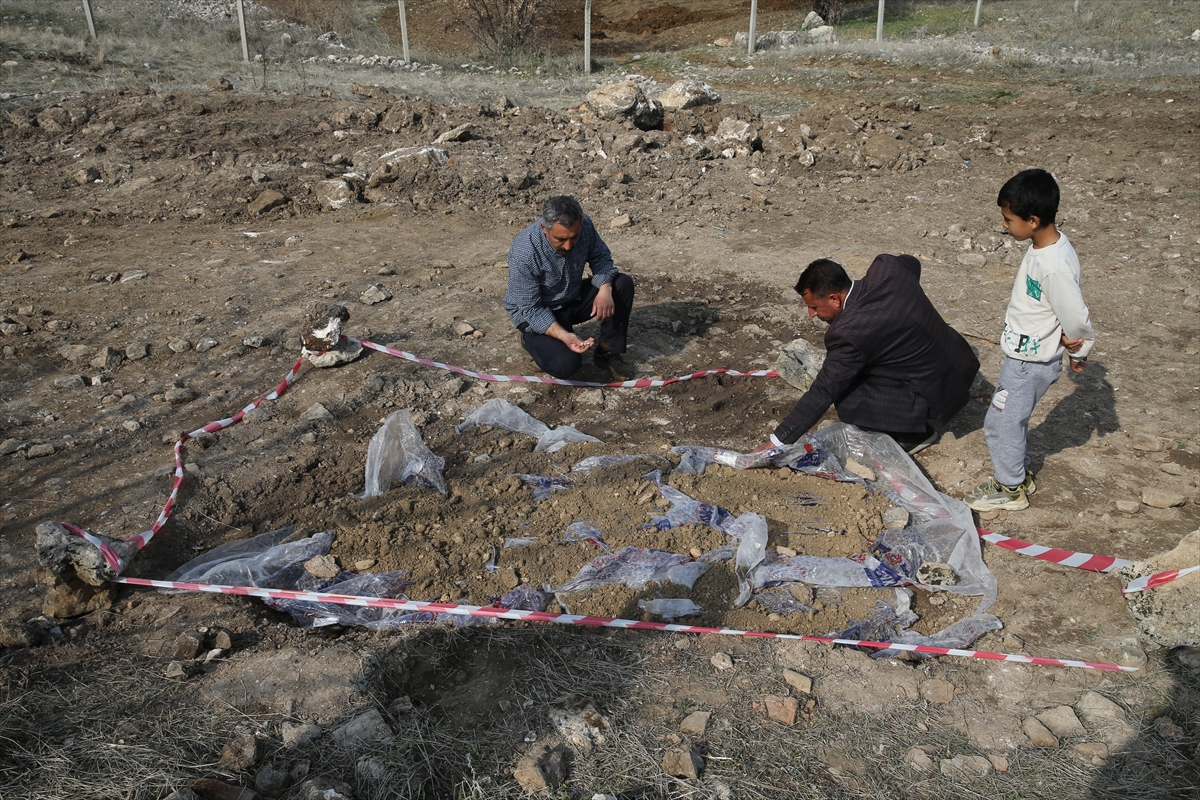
[1,1,1198,798]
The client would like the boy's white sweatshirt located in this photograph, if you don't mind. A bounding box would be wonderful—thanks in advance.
[1001,232,1095,363]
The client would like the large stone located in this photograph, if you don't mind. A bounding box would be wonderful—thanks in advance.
[247,190,289,215]
[807,25,838,45]
[360,283,392,305]
[904,747,933,772]
[331,708,393,747]
[763,695,798,725]
[939,755,992,777]
[434,122,474,143]
[549,694,608,753]
[801,11,825,29]
[36,521,138,586]
[59,344,95,363]
[1022,716,1059,747]
[293,778,353,800]
[585,80,662,130]
[305,338,363,368]
[1141,487,1185,508]
[782,669,812,694]
[659,80,720,111]
[281,722,322,748]
[1075,691,1137,746]
[662,744,704,779]
[1037,706,1087,738]
[300,403,335,423]
[513,743,568,794]
[172,630,204,660]
[864,135,901,164]
[302,304,350,351]
[775,338,825,391]
[679,710,711,736]
[90,346,123,370]
[315,179,357,211]
[217,733,260,770]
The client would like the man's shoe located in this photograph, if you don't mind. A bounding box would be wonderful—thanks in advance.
[904,427,940,455]
[594,350,634,380]
[1021,469,1037,496]
[964,478,1029,512]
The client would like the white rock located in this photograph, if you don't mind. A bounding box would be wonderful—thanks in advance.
[360,284,392,305]
[711,652,733,671]
[658,80,720,111]
[802,11,825,29]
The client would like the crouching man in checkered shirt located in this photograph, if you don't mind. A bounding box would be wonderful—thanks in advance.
[503,196,636,380]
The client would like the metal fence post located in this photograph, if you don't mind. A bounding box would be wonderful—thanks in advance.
[82,0,97,40]
[975,0,984,28]
[235,0,250,62]
[748,0,757,55]
[398,1,410,63]
[876,0,885,43]
[584,0,592,74]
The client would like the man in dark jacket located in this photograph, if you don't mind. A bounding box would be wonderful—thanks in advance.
[758,255,979,453]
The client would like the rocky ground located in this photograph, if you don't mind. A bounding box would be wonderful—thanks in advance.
[0,1,1198,799]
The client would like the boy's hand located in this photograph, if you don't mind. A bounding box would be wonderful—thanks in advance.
[1068,356,1087,374]
[1061,333,1084,354]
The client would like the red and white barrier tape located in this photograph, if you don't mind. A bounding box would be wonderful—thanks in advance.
[56,345,778,564]
[353,337,779,388]
[976,529,1132,573]
[1121,565,1200,594]
[977,529,1197,596]
[112,575,1137,673]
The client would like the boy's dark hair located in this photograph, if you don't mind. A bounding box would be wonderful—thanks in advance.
[997,168,1059,225]
[542,195,584,228]
[795,259,851,297]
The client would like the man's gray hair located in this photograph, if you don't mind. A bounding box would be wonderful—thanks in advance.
[542,195,584,229]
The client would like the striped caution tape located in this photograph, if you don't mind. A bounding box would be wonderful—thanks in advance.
[1121,566,1200,594]
[976,529,1132,573]
[55,345,780,563]
[111,575,1137,673]
[352,337,779,388]
[976,529,1197,596]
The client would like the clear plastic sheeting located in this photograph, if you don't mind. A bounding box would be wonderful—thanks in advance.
[810,424,997,611]
[644,472,737,534]
[513,473,574,502]
[562,521,613,553]
[165,527,327,587]
[535,426,602,454]
[457,398,548,438]
[457,398,602,454]
[638,598,704,620]
[554,547,700,594]
[732,513,768,607]
[361,409,447,498]
[571,454,665,473]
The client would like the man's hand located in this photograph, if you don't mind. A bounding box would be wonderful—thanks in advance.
[1061,333,1084,353]
[1068,356,1087,374]
[751,440,776,453]
[591,282,615,320]
[546,321,593,353]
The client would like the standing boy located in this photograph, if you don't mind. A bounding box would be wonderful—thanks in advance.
[965,169,1095,512]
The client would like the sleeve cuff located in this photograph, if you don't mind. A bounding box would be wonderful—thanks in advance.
[769,434,785,447]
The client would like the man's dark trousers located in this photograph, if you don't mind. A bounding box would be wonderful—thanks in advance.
[517,273,634,379]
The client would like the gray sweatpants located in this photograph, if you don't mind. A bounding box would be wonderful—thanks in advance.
[983,356,1063,488]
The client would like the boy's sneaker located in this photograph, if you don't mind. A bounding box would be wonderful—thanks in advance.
[964,477,1029,512]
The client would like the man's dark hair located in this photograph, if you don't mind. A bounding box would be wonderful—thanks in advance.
[542,195,584,228]
[795,258,851,297]
[997,168,1059,225]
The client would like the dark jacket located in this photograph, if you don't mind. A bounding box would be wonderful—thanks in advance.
[774,254,979,443]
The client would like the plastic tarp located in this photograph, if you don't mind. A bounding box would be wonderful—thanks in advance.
[457,398,601,454]
[361,409,447,497]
